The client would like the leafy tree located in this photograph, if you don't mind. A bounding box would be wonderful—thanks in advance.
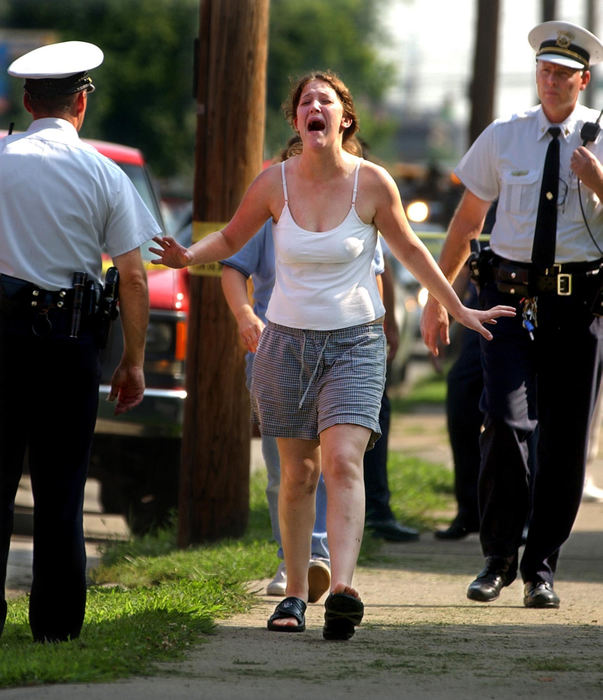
[3,0,198,179]
[266,0,397,158]
[2,0,397,179]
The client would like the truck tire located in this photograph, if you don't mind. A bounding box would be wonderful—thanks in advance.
[90,434,180,536]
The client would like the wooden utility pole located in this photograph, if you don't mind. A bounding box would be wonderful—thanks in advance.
[468,0,500,145]
[541,0,557,22]
[584,0,598,108]
[179,0,269,546]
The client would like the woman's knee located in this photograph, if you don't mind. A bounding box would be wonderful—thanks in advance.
[280,458,320,498]
[323,448,363,489]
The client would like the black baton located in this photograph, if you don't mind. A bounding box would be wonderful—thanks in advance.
[70,272,87,338]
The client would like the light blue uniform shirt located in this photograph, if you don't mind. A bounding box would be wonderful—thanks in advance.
[220,219,275,323]
[0,118,160,289]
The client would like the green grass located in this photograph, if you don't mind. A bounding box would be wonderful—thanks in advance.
[0,487,278,687]
[3,583,221,685]
[0,371,454,688]
[385,452,454,530]
[0,530,276,687]
[390,369,448,413]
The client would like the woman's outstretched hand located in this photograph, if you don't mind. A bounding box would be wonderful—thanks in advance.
[421,297,516,357]
[149,236,192,269]
[458,304,516,343]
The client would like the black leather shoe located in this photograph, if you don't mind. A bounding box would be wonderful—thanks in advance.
[467,557,516,602]
[365,518,419,542]
[523,581,560,608]
[435,518,479,540]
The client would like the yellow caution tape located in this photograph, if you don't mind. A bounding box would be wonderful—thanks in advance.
[192,221,227,242]
[189,221,229,277]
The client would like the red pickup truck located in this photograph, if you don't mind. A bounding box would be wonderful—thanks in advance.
[87,139,189,534]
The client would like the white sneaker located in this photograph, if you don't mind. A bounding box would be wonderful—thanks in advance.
[308,558,331,603]
[266,561,287,596]
[583,476,603,503]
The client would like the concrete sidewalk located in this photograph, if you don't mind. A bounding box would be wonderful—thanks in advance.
[3,409,602,699]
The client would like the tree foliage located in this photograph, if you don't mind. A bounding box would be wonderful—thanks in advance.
[266,0,396,158]
[2,0,396,180]
[3,0,198,179]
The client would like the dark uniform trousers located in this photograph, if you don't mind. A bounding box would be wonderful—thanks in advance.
[363,389,394,521]
[446,322,483,531]
[0,302,101,642]
[478,280,602,585]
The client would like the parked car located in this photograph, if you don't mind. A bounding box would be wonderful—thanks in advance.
[86,139,190,534]
[1,129,188,534]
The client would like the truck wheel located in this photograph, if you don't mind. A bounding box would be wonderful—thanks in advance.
[91,435,180,536]
[98,477,127,515]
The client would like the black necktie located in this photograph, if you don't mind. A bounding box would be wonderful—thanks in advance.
[531,126,561,271]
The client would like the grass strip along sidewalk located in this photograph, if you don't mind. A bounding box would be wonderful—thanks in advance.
[0,372,452,688]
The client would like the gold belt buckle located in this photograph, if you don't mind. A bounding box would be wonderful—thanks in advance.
[557,273,572,295]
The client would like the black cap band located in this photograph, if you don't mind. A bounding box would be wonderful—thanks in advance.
[24,72,95,97]
[537,39,590,68]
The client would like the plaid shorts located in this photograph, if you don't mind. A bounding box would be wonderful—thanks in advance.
[251,320,386,449]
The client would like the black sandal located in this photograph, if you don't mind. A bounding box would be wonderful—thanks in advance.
[267,596,306,632]
[323,592,364,640]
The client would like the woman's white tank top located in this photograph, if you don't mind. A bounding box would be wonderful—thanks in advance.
[266,159,385,330]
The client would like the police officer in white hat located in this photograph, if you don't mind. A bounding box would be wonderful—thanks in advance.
[422,21,603,609]
[0,41,161,642]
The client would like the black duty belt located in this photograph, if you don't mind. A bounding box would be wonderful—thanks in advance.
[490,255,602,297]
[0,274,75,310]
[0,273,100,338]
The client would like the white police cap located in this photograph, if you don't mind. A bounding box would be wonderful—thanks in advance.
[528,21,603,70]
[8,41,103,96]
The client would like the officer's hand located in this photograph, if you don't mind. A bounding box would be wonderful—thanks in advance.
[108,364,145,415]
[149,236,192,269]
[570,146,603,193]
[421,295,450,357]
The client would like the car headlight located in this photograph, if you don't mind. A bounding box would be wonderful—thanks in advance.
[406,200,430,223]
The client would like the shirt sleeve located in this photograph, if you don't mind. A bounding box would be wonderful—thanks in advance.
[104,172,163,258]
[454,121,500,203]
[220,221,270,278]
